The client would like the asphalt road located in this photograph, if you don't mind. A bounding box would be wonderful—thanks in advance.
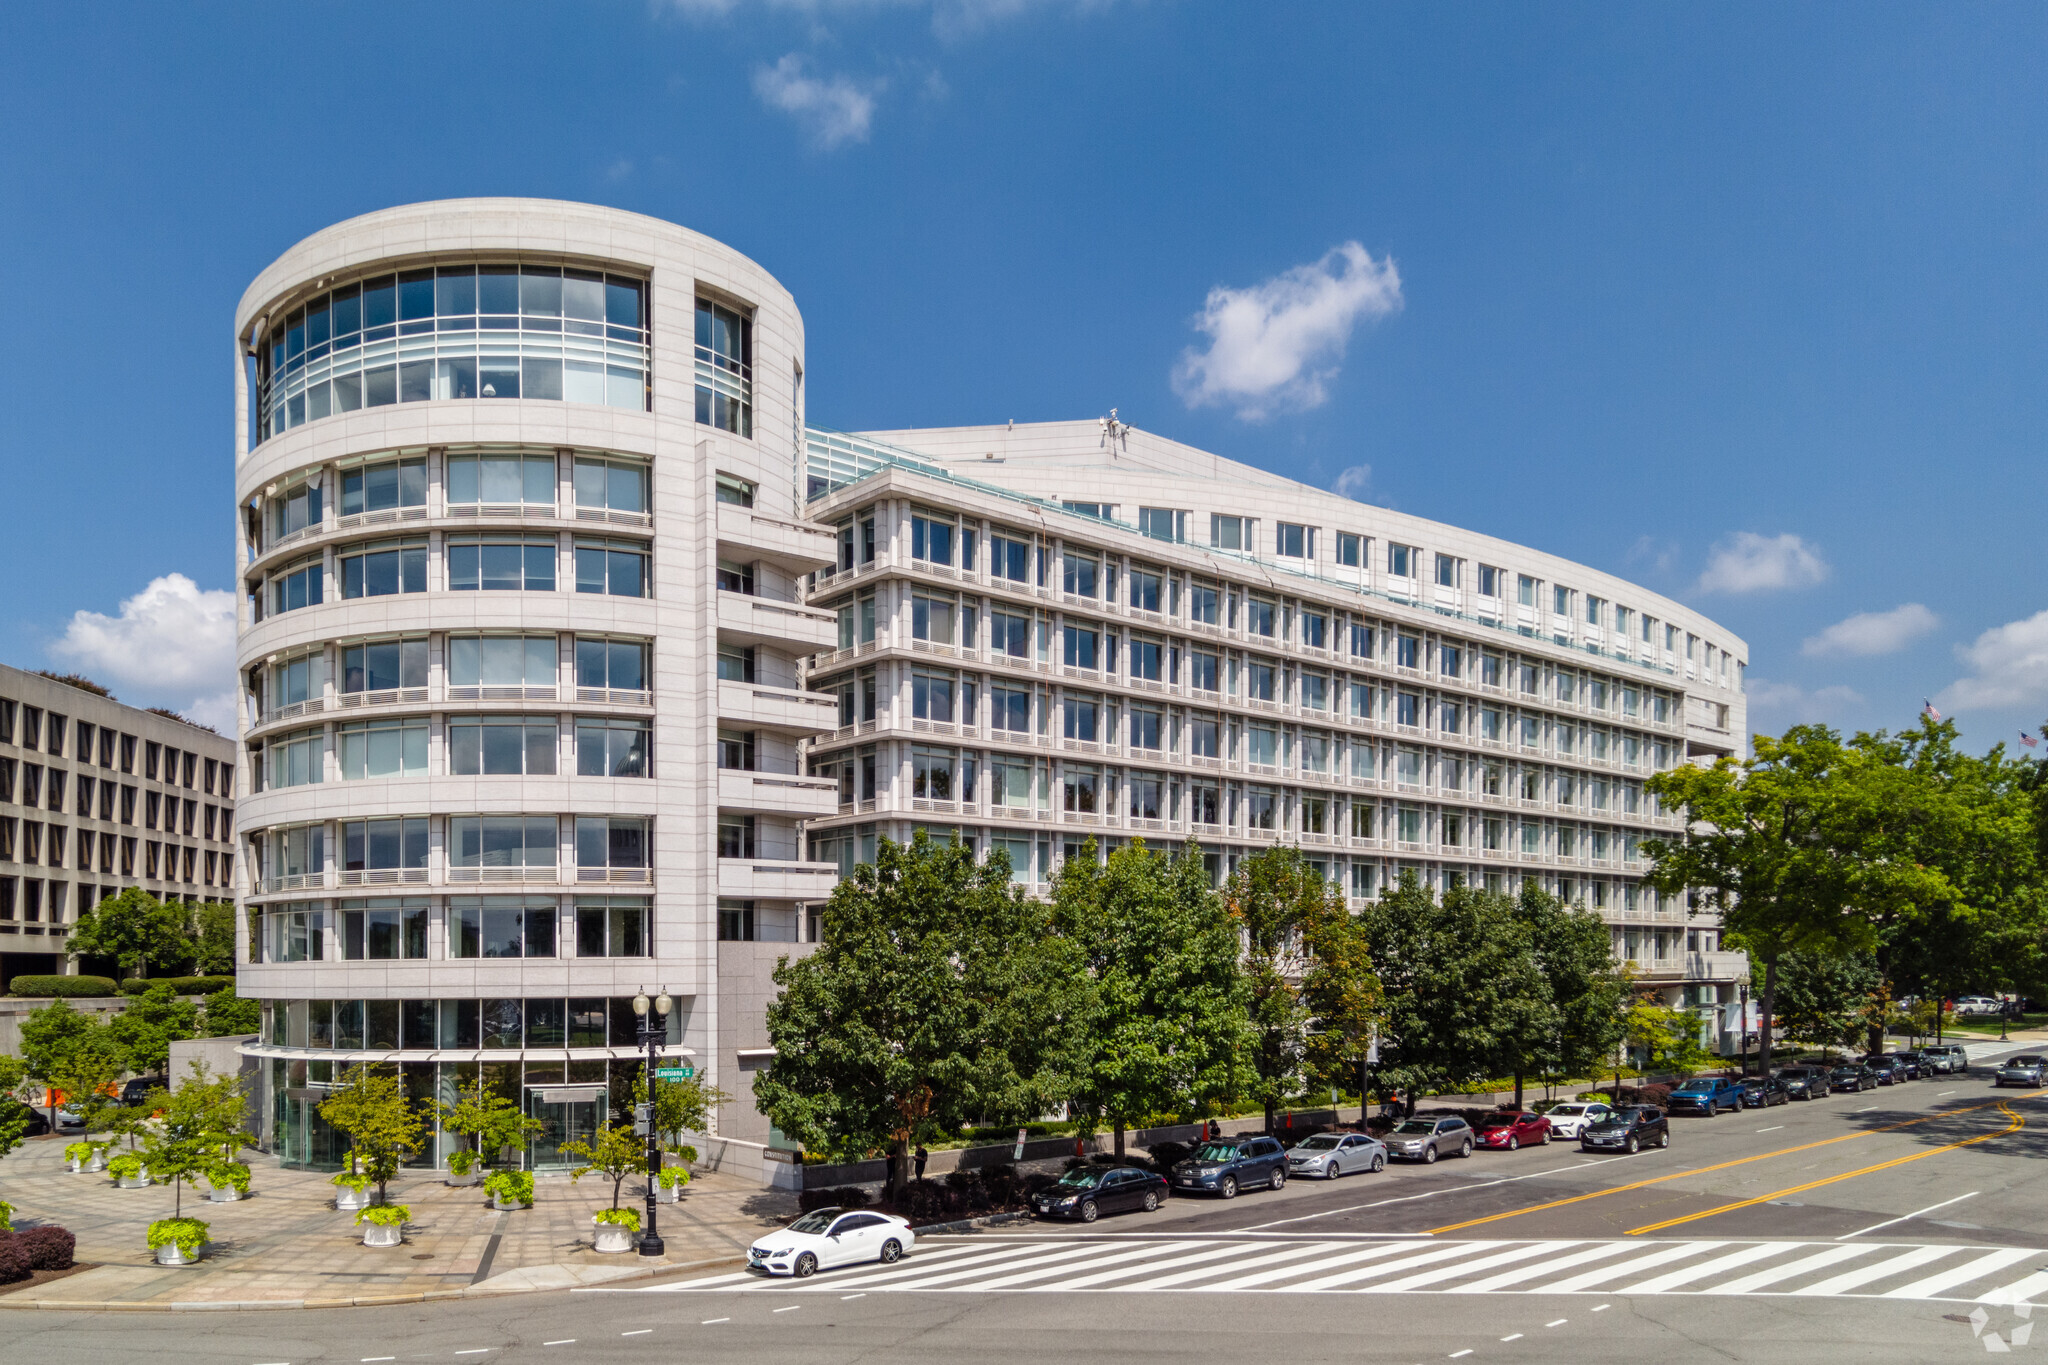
[19,1040,2048,1365]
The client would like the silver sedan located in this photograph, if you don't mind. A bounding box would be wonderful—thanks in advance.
[1285,1131,1387,1179]
[1384,1116,1475,1164]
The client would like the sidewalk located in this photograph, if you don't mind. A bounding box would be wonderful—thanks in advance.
[0,1133,796,1311]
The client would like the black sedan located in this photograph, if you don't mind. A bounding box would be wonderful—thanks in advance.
[1829,1063,1880,1092]
[1581,1106,1669,1154]
[1740,1078,1790,1108]
[1775,1066,1831,1099]
[1032,1165,1168,1222]
[1863,1054,1912,1084]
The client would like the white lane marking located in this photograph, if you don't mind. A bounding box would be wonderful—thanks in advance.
[773,1305,801,1313]
[1450,1353,1474,1359]
[1982,1270,2048,1306]
[1239,1156,1632,1230]
[1545,1319,1568,1327]
[1857,1105,1879,1112]
[1453,1242,1631,1293]
[971,1241,1205,1292]
[363,1358,394,1362]
[623,1329,653,1335]
[1283,1242,1500,1292]
[1705,1243,1871,1294]
[1200,1242,1405,1291]
[697,1319,727,1326]
[1593,1304,1611,1311]
[1620,1242,1798,1294]
[1940,1091,1958,1096]
[1501,1334,1524,1342]
[827,1241,1119,1292]
[1367,1241,1568,1293]
[1545,1242,1724,1293]
[1794,1244,1953,1296]
[1837,1191,1981,1239]
[840,1294,865,1300]
[1027,1241,1247,1290]
[455,1353,489,1357]
[1755,1126,1784,1133]
[1885,1247,2035,1299]
[543,1342,576,1347]
[1112,1240,1334,1292]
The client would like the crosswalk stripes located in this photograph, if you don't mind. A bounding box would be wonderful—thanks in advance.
[629,1235,2048,1304]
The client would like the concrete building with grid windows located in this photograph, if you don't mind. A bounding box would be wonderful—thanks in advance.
[0,664,238,986]
[795,422,1752,1017]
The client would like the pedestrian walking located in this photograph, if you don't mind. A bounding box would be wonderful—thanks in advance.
[914,1145,928,1181]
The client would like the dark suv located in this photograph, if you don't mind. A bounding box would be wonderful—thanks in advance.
[1775,1066,1831,1100]
[1581,1106,1670,1154]
[1169,1135,1289,1199]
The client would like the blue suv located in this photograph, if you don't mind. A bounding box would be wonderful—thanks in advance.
[1664,1077,1747,1117]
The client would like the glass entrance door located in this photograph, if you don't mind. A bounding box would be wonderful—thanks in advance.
[528,1093,601,1168]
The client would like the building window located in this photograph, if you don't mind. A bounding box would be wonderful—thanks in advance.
[1189,650,1219,693]
[1129,705,1164,751]
[1061,551,1099,599]
[1440,645,1462,679]
[1553,585,1572,616]
[337,718,429,779]
[1395,693,1420,728]
[576,717,649,777]
[270,559,324,615]
[446,452,555,512]
[1247,724,1279,766]
[1062,694,1100,742]
[1435,554,1458,588]
[990,532,1031,583]
[1063,764,1100,814]
[1129,566,1163,613]
[270,480,322,543]
[451,896,557,958]
[913,669,957,723]
[572,457,651,521]
[577,816,648,880]
[1396,635,1419,669]
[718,898,756,942]
[339,539,427,598]
[449,716,557,775]
[578,897,649,956]
[718,728,755,770]
[1388,544,1412,578]
[1337,532,1362,568]
[1246,596,1276,638]
[1210,515,1246,551]
[715,473,755,507]
[339,898,427,959]
[256,265,648,441]
[1518,574,1537,607]
[1275,522,1313,559]
[695,297,753,436]
[449,537,556,591]
[267,728,323,789]
[718,645,755,683]
[342,637,429,698]
[575,637,648,698]
[575,539,647,597]
[449,816,558,878]
[1189,581,1220,626]
[340,816,428,879]
[717,814,756,859]
[1138,507,1184,542]
[447,635,555,696]
[264,903,327,963]
[1189,713,1220,758]
[339,456,426,519]
[1477,565,1500,597]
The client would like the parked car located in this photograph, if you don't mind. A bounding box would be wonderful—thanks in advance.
[1383,1116,1474,1164]
[1170,1135,1289,1198]
[1775,1065,1831,1100]
[1954,996,2001,1017]
[747,1208,917,1278]
[1863,1054,1912,1084]
[1474,1111,1552,1151]
[1915,1048,1959,1075]
[120,1076,168,1106]
[1926,1044,1970,1075]
[1581,1106,1670,1154]
[1829,1062,1879,1092]
[1891,1051,1930,1079]
[1032,1165,1168,1221]
[1540,1102,1616,1140]
[1665,1077,1747,1117]
[1,1099,50,1137]
[1993,1055,2048,1088]
[1739,1078,1790,1109]
[1285,1131,1386,1179]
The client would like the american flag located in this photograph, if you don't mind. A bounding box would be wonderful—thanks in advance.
[1923,699,1943,722]
[2024,732,2040,749]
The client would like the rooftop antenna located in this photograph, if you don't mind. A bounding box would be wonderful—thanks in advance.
[1100,408,1129,453]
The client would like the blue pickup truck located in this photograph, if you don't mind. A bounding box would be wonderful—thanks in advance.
[1664,1076,1749,1117]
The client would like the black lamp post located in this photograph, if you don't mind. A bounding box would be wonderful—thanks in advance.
[632,988,672,1258]
[1739,984,1750,1076]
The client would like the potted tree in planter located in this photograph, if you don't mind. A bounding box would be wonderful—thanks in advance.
[146,1216,210,1266]
[205,1158,252,1203]
[653,1160,691,1204]
[331,1158,374,1212]
[356,1202,411,1248]
[64,1139,107,1174]
[140,1073,224,1266]
[107,1152,152,1189]
[562,1121,644,1252]
[445,1146,480,1188]
[483,1169,534,1211]
[640,1070,723,1204]
[318,1063,426,1215]
[438,1074,540,1187]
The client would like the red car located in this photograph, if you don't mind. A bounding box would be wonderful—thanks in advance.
[1474,1111,1551,1151]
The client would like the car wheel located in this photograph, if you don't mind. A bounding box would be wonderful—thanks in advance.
[1142,1190,1160,1212]
[1271,1167,1286,1190]
[1080,1200,1099,1223]
[1507,1136,1519,1151]
[880,1239,903,1264]
[1657,1128,1670,1149]
[1539,1129,1549,1145]
[794,1252,817,1279]
[1370,1153,1385,1173]
[1624,1135,1640,1154]
[1460,1140,1473,1158]
[1219,1176,1238,1199]
[1707,1101,1718,1117]
[1423,1145,1439,1165]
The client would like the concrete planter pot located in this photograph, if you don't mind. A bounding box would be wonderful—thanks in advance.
[489,1193,527,1212]
[652,1182,681,1204]
[70,1154,106,1174]
[155,1243,200,1266]
[592,1219,635,1254]
[362,1222,403,1248]
[334,1187,371,1212]
[208,1185,244,1203]
[116,1173,152,1190]
[445,1170,480,1187]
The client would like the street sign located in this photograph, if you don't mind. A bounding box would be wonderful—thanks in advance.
[655,1066,693,1080]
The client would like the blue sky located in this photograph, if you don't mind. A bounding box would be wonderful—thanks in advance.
[2,3,2043,750]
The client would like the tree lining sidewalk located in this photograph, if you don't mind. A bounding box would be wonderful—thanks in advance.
[0,1133,796,1311]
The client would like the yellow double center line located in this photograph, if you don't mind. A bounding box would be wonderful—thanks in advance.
[1424,1089,2041,1237]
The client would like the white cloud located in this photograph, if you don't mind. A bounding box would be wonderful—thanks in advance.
[1625,534,1678,575]
[1745,679,1865,727]
[1694,532,1830,594]
[752,54,881,149]
[1936,609,2048,713]
[49,574,238,713]
[1171,242,1403,421]
[1332,463,1373,501]
[1800,603,1939,659]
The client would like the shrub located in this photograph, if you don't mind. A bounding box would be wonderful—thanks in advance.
[447,1148,476,1178]
[63,1141,96,1163]
[207,1161,252,1195]
[121,976,234,996]
[0,1236,28,1284]
[593,1206,641,1230]
[484,1170,534,1205]
[331,1170,373,1194]
[657,1164,690,1190]
[355,1204,411,1228]
[10,975,119,998]
[146,1217,210,1257]
[797,1185,873,1214]
[17,1225,75,1271]
[107,1154,145,1182]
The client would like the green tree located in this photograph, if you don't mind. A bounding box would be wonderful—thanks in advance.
[68,889,193,979]
[17,1000,102,1128]
[755,832,1091,1198]
[106,983,200,1076]
[49,1026,128,1137]
[191,901,238,977]
[1767,949,1880,1055]
[0,1055,31,1165]
[1518,883,1629,1101]
[1625,996,1717,1078]
[632,1069,729,1155]
[562,1121,645,1212]
[199,986,261,1038]
[1050,839,1247,1155]
[142,1065,247,1219]
[319,1064,426,1206]
[439,1073,541,1171]
[1296,875,1384,1105]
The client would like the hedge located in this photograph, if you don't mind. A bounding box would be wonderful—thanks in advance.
[119,975,234,996]
[8,975,119,998]
[15,1226,75,1271]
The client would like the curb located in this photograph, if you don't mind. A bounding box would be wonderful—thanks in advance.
[908,1210,1036,1236]
[0,1255,741,1314]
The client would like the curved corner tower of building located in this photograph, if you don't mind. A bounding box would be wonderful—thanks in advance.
[232,200,839,1167]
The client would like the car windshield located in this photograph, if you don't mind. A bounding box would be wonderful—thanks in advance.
[1477,1115,1515,1128]
[1297,1135,1342,1150]
[2009,1056,2044,1066]
[1673,1081,1713,1094]
[1193,1143,1241,1162]
[1055,1168,1104,1188]
[1550,1105,1588,1117]
[1391,1120,1437,1136]
[787,1211,838,1234]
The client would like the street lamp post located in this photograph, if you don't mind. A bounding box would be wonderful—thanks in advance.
[632,988,672,1258]
[1739,985,1750,1076]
